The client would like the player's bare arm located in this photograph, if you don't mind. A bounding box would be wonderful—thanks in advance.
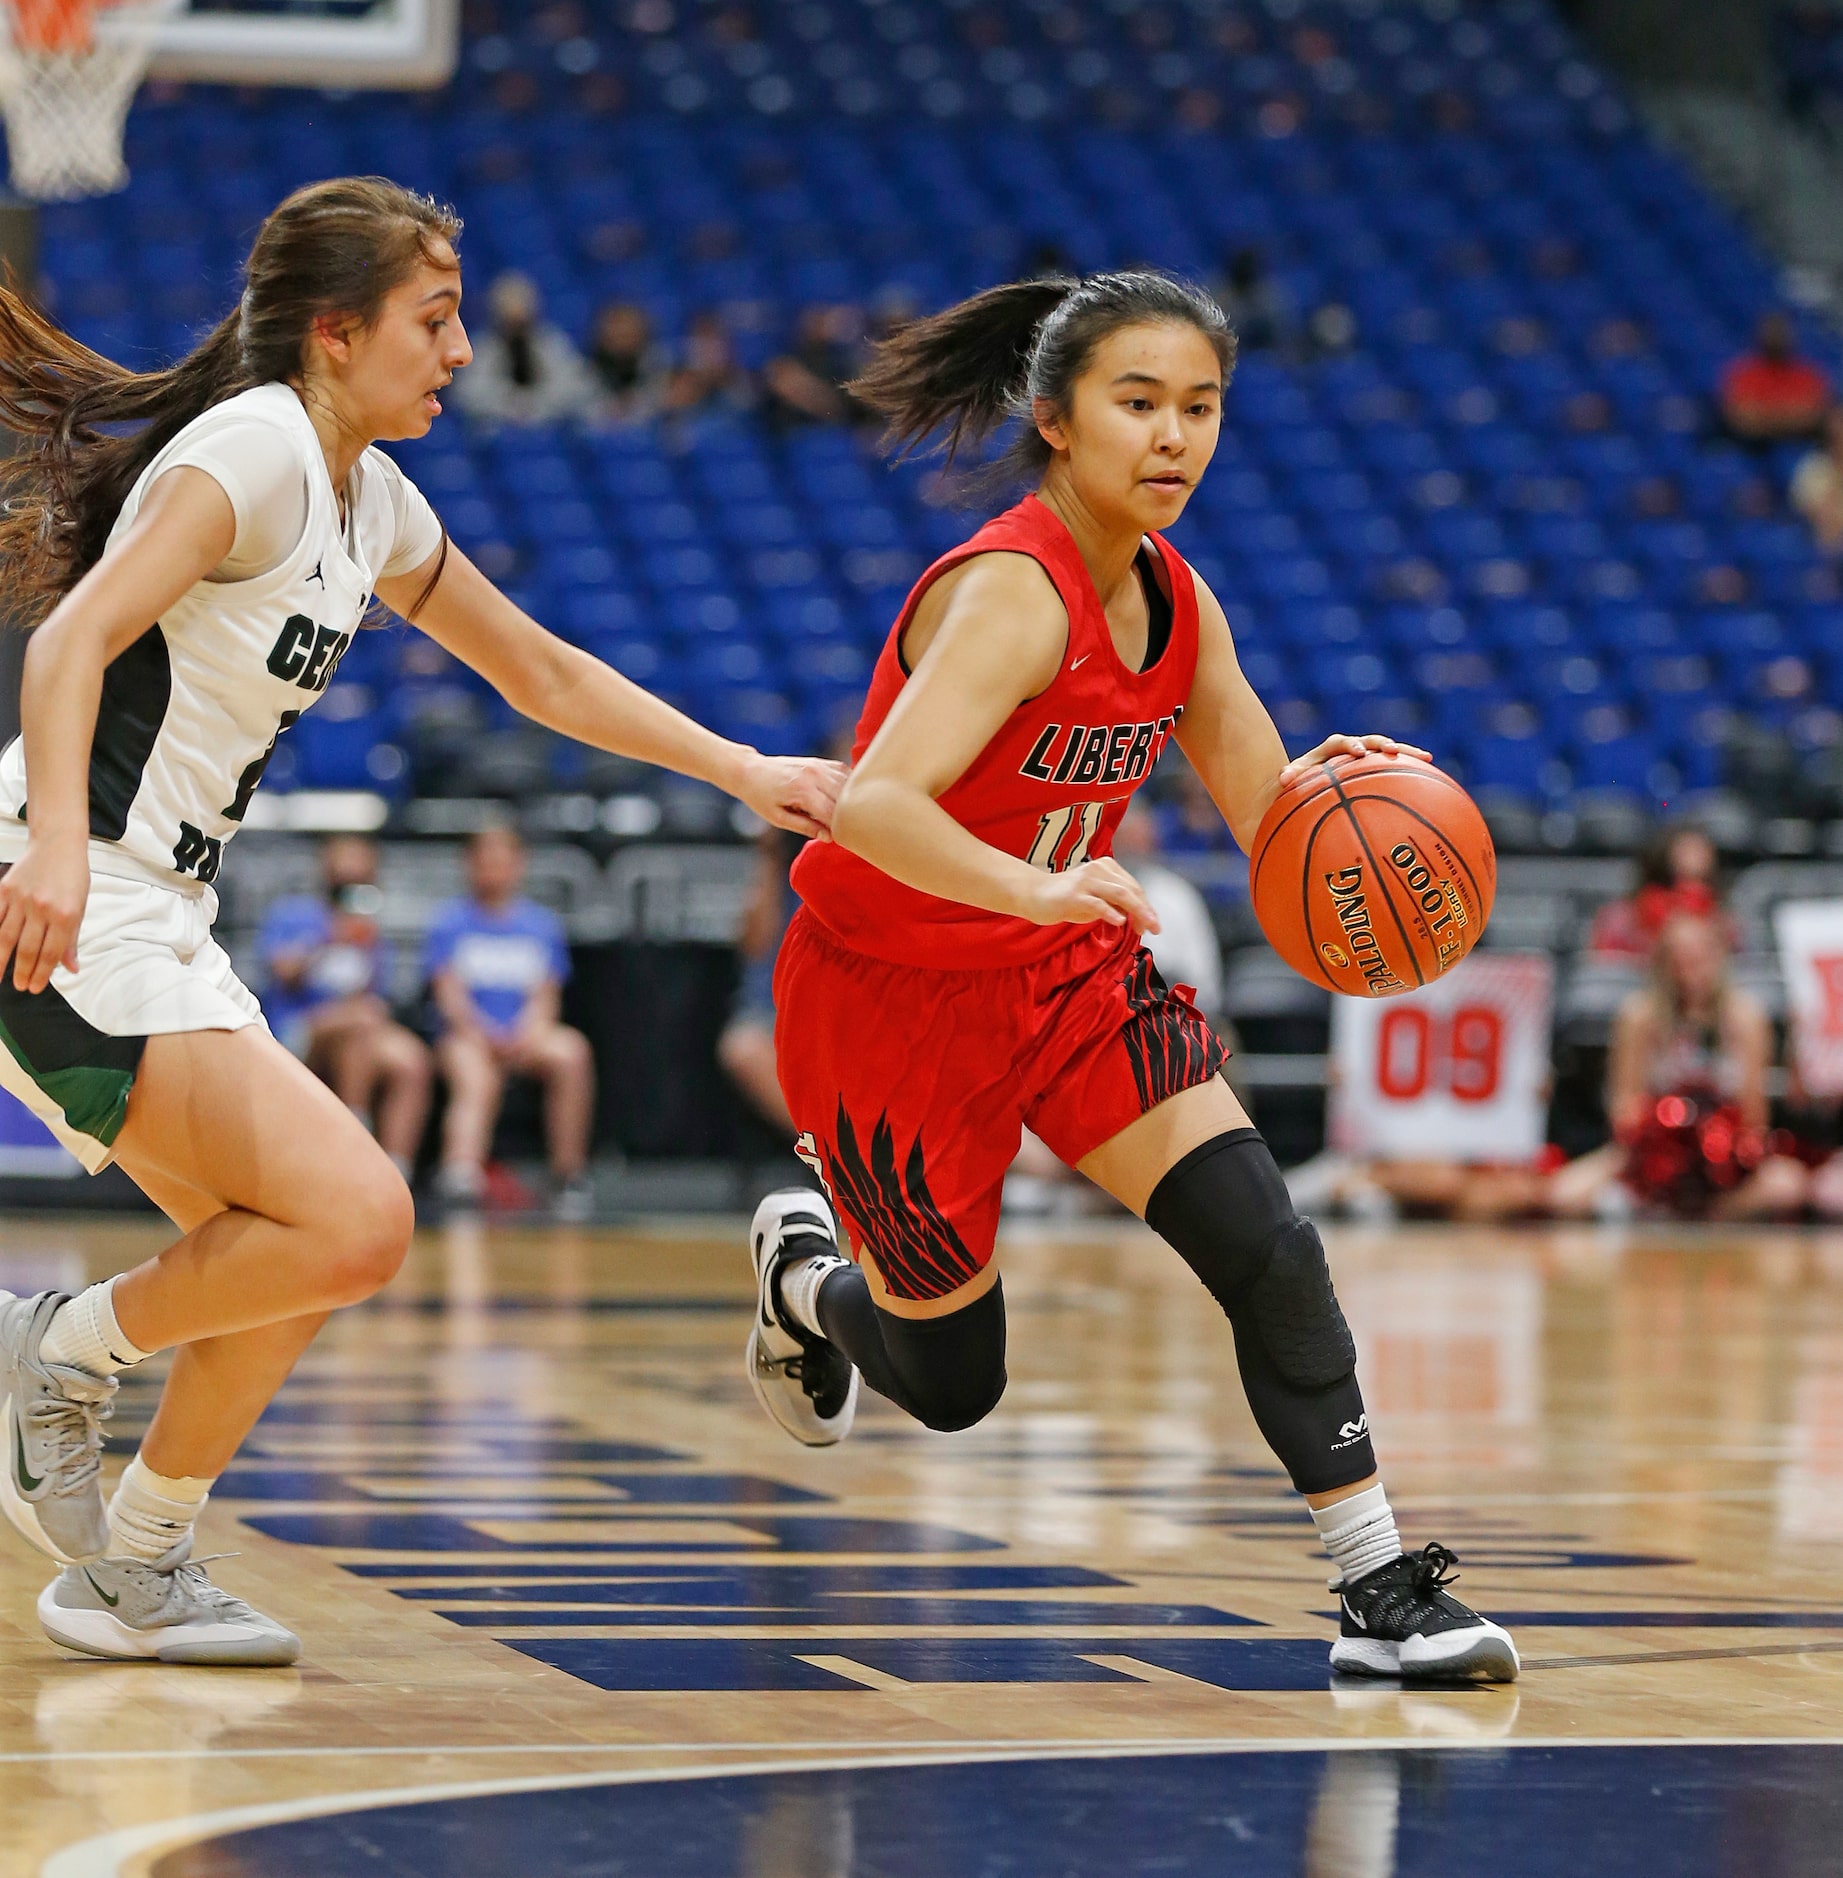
[1175,574,1428,851]
[0,468,237,993]
[377,544,843,841]
[834,548,1158,934]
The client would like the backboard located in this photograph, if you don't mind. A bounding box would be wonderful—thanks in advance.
[140,0,459,90]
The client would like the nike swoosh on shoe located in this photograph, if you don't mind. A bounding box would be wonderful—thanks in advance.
[13,1417,42,1495]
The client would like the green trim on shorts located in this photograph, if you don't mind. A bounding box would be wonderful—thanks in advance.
[0,979,145,1149]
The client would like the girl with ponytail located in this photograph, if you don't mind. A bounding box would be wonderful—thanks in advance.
[745,270,1520,1686]
[0,176,841,1666]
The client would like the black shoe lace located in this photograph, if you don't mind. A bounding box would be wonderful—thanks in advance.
[1353,1543,1463,1633]
[763,1344,834,1406]
[1410,1541,1461,1596]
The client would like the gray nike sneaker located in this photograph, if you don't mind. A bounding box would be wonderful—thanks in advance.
[0,1291,114,1565]
[39,1534,302,1666]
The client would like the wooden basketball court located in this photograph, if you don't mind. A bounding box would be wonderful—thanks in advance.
[5,1213,1843,1876]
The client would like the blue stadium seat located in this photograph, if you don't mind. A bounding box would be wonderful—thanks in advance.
[51,0,1842,826]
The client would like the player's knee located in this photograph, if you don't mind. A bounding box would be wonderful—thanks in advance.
[718,1024,767,1080]
[390,1027,434,1088]
[912,1363,1007,1433]
[1242,1218,1357,1390]
[324,1163,415,1302]
[878,1279,1008,1433]
[1145,1128,1356,1391]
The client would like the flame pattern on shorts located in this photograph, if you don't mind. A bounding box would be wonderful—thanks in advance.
[825,1098,982,1303]
[1120,949,1230,1112]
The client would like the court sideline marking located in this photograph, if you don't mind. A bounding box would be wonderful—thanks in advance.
[42,1736,1843,1878]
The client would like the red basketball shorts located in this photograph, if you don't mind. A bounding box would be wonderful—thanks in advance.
[773,907,1230,1302]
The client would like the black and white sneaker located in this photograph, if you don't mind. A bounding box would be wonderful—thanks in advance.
[1329,1543,1519,1683]
[744,1189,859,1447]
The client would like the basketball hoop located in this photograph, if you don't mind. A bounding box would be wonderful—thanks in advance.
[0,0,178,201]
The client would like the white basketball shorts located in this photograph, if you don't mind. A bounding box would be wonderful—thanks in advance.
[0,866,265,1173]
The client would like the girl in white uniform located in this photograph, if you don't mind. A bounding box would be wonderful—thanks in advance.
[0,177,840,1665]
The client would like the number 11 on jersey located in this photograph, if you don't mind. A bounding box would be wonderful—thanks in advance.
[1026,801,1105,873]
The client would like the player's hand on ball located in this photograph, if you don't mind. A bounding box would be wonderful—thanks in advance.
[1019,858,1161,936]
[1278,732,1431,788]
[0,838,88,992]
[739,752,848,840]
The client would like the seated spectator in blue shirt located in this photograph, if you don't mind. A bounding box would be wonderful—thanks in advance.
[426,824,595,1221]
[718,827,799,1134]
[259,835,431,1182]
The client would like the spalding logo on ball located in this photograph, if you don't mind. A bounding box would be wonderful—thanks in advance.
[1248,751,1496,998]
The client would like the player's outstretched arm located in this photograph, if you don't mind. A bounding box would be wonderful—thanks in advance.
[1175,574,1428,852]
[378,542,843,839]
[0,467,235,992]
[832,551,1158,935]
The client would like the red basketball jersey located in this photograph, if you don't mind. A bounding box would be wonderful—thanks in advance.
[792,493,1200,968]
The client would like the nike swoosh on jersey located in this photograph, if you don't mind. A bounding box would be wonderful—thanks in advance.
[1069,655,1090,669]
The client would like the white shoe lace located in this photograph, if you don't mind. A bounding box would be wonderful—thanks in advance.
[25,1388,112,1498]
[166,1552,259,1619]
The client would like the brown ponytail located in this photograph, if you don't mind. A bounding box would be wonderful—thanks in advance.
[851,268,1236,491]
[0,175,461,625]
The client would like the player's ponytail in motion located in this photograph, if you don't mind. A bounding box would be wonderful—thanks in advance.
[0,175,460,624]
[851,268,1236,490]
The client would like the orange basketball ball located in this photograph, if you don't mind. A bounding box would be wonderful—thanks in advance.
[1247,751,1496,997]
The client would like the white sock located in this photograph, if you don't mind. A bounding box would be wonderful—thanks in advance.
[39,1277,154,1378]
[107,1454,214,1564]
[1312,1483,1402,1587]
[776,1253,850,1339]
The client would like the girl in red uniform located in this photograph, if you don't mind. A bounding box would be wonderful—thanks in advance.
[745,272,1517,1682]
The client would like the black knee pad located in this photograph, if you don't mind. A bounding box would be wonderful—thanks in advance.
[876,1280,1008,1432]
[1145,1130,1357,1390]
[1244,1217,1358,1391]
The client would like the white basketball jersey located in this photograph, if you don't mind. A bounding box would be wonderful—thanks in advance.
[0,384,429,887]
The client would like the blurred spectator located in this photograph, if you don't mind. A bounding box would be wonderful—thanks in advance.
[454,271,596,428]
[426,824,595,1221]
[588,301,669,425]
[662,309,756,418]
[1111,800,1224,1021]
[1303,300,1358,361]
[1587,822,1731,958]
[1214,246,1291,352]
[865,284,918,348]
[1718,312,1832,449]
[1024,238,1073,279]
[718,827,799,1134]
[761,305,861,430]
[1548,910,1806,1221]
[1157,764,1237,859]
[258,836,431,1183]
[1791,406,1843,554]
[1286,1149,1552,1225]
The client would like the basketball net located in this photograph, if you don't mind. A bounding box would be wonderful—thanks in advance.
[0,0,176,201]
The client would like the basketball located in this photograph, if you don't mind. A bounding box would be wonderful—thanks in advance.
[1248,751,1496,998]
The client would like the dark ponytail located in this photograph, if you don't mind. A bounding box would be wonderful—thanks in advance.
[0,175,461,625]
[851,268,1236,490]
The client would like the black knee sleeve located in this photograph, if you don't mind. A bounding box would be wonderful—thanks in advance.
[817,1267,1007,1433]
[1146,1128,1374,1494]
[1245,1218,1359,1390]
